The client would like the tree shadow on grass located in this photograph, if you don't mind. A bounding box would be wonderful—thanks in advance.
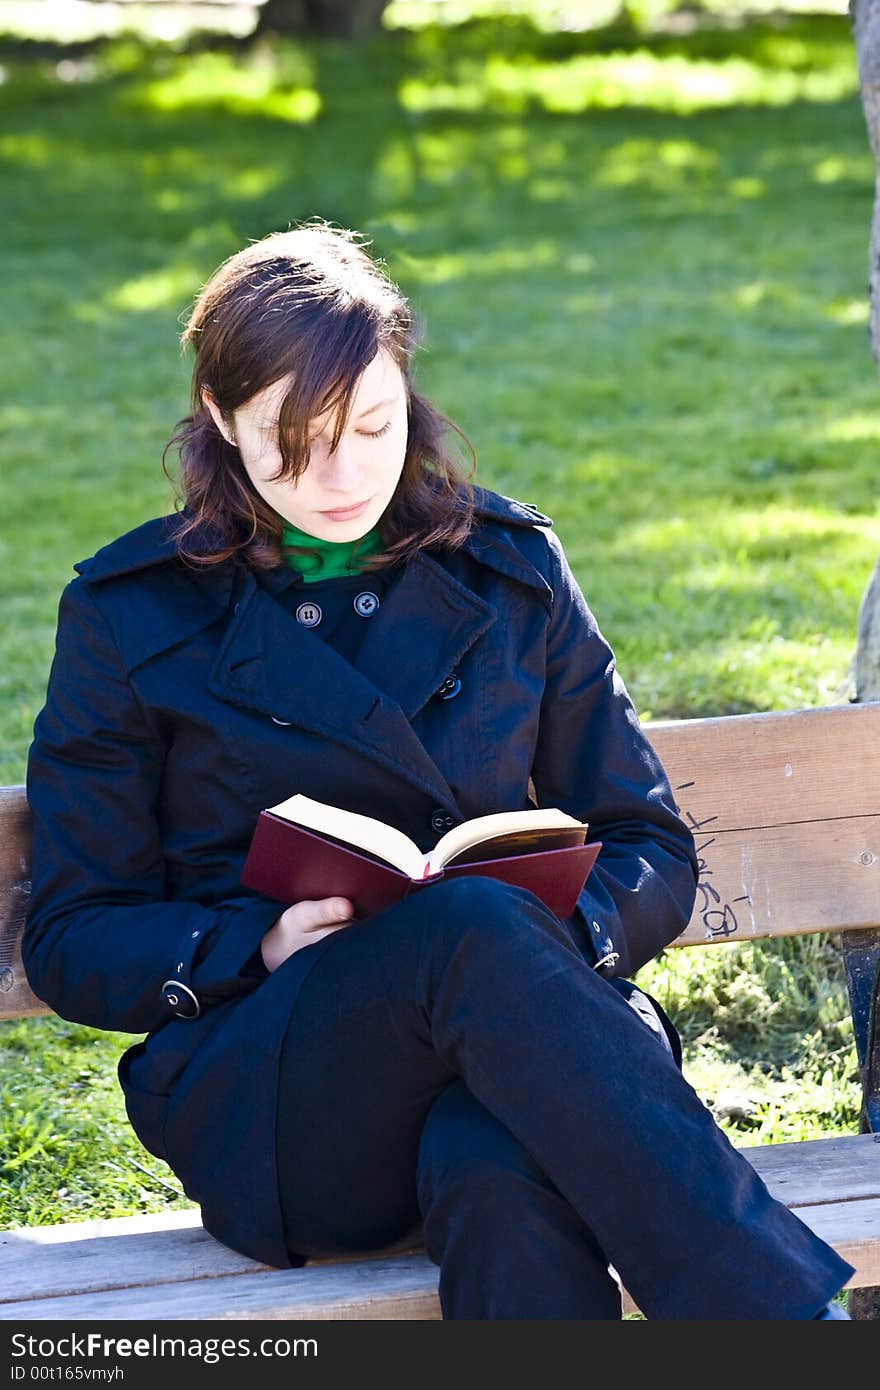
[0,10,875,727]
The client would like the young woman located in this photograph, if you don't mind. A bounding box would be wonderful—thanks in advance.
[23,221,853,1319]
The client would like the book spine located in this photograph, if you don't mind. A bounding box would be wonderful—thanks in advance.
[406,871,445,898]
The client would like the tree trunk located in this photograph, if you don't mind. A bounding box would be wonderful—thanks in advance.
[850,0,880,699]
[255,0,388,38]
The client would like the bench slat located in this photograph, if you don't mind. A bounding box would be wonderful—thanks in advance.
[0,1212,260,1303]
[0,1252,443,1322]
[669,815,880,946]
[742,1132,880,1205]
[647,706,880,948]
[648,703,880,831]
[0,1212,426,1306]
[793,1197,880,1288]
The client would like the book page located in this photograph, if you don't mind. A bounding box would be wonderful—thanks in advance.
[440,824,589,868]
[427,808,588,875]
[265,793,426,879]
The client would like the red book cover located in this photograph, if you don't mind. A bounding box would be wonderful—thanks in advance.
[241,811,602,921]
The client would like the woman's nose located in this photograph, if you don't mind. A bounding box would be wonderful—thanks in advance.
[321,439,364,492]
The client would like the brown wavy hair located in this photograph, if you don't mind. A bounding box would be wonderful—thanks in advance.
[162,220,477,573]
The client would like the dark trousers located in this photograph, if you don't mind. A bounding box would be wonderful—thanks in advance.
[274,877,853,1319]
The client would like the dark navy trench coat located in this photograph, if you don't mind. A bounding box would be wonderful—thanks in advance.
[23,485,698,1269]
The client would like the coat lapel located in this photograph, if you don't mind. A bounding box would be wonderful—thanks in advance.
[206,552,495,811]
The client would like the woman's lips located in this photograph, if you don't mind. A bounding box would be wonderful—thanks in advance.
[318,498,373,521]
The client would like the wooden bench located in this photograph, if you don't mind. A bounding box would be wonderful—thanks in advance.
[2,702,879,1320]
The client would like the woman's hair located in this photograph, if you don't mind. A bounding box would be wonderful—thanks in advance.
[163,219,476,573]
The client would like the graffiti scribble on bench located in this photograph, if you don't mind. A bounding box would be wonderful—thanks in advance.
[674,781,751,940]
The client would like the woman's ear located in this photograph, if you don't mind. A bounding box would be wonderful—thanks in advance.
[201,387,237,447]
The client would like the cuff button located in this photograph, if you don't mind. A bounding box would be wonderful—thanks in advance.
[161,979,201,1019]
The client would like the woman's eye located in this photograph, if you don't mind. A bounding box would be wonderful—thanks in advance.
[306,420,392,448]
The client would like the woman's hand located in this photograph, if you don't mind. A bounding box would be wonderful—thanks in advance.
[260,898,355,973]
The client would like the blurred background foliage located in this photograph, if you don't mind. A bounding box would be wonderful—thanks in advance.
[0,1,859,44]
[0,0,873,1226]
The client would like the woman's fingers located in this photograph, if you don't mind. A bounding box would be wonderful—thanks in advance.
[300,898,355,931]
[260,897,356,972]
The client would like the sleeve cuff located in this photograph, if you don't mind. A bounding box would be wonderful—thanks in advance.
[572,887,624,977]
[190,895,286,997]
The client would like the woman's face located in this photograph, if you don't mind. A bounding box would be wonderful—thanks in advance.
[204,348,409,541]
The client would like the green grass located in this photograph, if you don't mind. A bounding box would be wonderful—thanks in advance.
[639,934,861,1144]
[0,1019,191,1225]
[0,5,872,1228]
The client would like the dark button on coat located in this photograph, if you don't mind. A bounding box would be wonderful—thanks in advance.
[23,484,698,1269]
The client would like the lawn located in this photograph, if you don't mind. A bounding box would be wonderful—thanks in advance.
[0,3,874,1226]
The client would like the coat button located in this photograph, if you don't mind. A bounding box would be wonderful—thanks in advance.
[353,591,380,617]
[436,673,462,700]
[431,809,457,834]
[295,601,322,628]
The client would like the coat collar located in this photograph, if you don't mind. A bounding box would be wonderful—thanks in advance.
[70,490,554,674]
[73,514,237,674]
[73,511,190,582]
[70,488,555,680]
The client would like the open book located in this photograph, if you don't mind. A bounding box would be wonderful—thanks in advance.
[241,793,602,921]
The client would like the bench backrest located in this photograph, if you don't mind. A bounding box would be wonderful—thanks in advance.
[2,702,878,1022]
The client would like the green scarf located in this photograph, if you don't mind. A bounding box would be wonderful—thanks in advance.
[280,522,383,582]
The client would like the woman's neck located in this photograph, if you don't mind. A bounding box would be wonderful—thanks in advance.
[280,522,383,582]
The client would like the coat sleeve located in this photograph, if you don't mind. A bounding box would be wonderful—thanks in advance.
[529,529,698,979]
[23,578,287,1034]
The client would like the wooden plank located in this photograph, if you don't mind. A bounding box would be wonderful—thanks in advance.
[787,1198,880,1288]
[741,1133,880,1207]
[0,786,43,1019]
[0,1209,423,1306]
[647,703,880,832]
[0,1211,259,1303]
[0,1252,443,1321]
[644,706,880,947]
[668,815,880,946]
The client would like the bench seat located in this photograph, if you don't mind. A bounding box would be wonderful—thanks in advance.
[2,1134,877,1320]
